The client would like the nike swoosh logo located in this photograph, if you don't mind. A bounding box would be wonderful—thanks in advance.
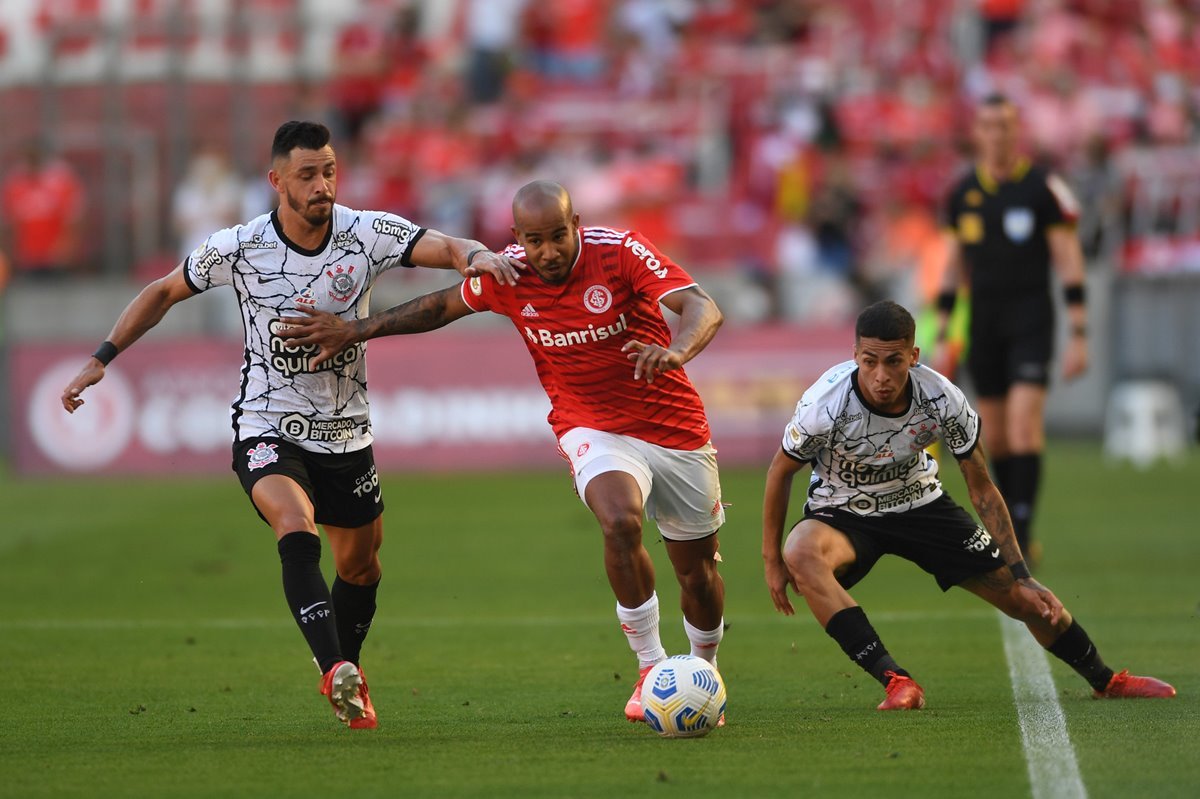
[300,601,327,614]
[990,548,1000,558]
[257,275,280,284]
[374,494,381,503]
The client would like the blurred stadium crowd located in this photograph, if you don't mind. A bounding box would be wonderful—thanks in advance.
[2,0,1198,323]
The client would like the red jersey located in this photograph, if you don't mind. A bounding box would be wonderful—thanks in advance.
[460,226,712,450]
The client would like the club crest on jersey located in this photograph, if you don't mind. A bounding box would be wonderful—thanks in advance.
[327,264,357,302]
[246,442,279,471]
[583,285,613,314]
[294,287,317,309]
[469,276,483,296]
[1003,207,1034,242]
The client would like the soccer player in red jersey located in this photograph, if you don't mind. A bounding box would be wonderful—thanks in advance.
[279,180,728,722]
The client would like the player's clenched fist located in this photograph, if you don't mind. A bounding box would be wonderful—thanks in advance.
[61,361,106,413]
[622,339,684,383]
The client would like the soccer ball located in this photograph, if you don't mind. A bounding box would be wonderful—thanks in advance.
[640,655,727,738]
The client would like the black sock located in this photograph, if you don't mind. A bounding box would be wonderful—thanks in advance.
[1005,453,1042,552]
[332,575,379,666]
[1047,620,1114,692]
[278,532,342,674]
[990,456,1012,499]
[825,606,907,686]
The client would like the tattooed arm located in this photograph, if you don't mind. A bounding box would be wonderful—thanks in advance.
[277,284,475,368]
[959,446,1063,622]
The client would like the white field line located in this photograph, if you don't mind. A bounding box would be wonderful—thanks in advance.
[998,612,1088,799]
[0,608,992,631]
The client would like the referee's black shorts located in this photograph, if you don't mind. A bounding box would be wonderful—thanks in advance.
[967,293,1054,397]
[233,436,384,528]
[802,494,1005,591]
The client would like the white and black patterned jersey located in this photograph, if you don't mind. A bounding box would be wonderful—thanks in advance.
[780,360,980,516]
[183,204,425,453]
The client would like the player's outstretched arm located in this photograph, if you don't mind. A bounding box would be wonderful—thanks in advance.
[1048,225,1088,380]
[61,264,196,413]
[958,446,1063,623]
[623,286,723,383]
[408,228,525,286]
[278,284,475,369]
[762,448,808,615]
[932,233,964,372]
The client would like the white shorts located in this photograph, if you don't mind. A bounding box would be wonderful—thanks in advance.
[558,427,725,541]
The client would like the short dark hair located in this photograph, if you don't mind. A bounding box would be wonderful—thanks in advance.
[856,300,916,344]
[271,120,331,161]
[981,92,1011,109]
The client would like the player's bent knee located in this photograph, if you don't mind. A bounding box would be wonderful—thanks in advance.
[782,538,835,591]
[599,512,643,548]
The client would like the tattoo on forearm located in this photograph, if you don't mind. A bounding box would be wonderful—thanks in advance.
[368,292,450,337]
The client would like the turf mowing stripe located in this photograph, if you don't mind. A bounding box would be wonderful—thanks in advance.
[0,609,994,631]
[999,613,1087,799]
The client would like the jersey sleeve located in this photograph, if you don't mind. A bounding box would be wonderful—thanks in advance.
[459,243,523,314]
[182,227,239,293]
[936,376,981,459]
[460,273,497,313]
[1041,172,1081,227]
[365,211,426,277]
[780,397,831,464]
[619,231,697,303]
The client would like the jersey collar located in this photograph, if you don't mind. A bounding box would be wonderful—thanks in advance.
[976,157,1031,194]
[271,208,334,257]
[850,368,914,418]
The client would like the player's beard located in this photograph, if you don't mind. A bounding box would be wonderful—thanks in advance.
[287,188,334,227]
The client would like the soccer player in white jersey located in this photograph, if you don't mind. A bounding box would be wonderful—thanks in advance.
[60,121,523,729]
[762,301,1175,709]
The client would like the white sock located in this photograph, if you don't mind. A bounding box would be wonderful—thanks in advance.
[684,617,724,667]
[616,593,667,670]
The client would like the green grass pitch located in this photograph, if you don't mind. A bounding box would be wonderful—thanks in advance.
[0,442,1196,798]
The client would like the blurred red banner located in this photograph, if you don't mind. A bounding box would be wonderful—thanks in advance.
[9,325,851,476]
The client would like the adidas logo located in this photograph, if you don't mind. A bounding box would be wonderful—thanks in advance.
[520,303,539,318]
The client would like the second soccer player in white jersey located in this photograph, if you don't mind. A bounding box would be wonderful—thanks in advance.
[762,300,1175,710]
[61,120,524,729]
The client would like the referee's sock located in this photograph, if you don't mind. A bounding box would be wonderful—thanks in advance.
[990,456,1012,499]
[332,574,379,666]
[1046,619,1114,692]
[1005,453,1042,552]
[278,531,343,675]
[825,606,908,686]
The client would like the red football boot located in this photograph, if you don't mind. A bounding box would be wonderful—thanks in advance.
[319,660,366,726]
[877,671,925,711]
[349,666,378,729]
[1094,669,1176,699]
[625,664,655,722]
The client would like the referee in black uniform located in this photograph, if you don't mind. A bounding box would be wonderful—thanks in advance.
[935,94,1088,567]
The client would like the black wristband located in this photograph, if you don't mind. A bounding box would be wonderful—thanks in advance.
[92,340,118,366]
[935,290,957,314]
[1063,284,1085,306]
[466,248,488,267]
[1008,560,1032,580]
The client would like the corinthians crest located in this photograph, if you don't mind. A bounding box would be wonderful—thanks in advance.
[327,264,358,302]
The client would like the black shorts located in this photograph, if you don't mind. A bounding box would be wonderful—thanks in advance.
[233,436,384,528]
[802,494,1005,592]
[967,294,1054,397]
